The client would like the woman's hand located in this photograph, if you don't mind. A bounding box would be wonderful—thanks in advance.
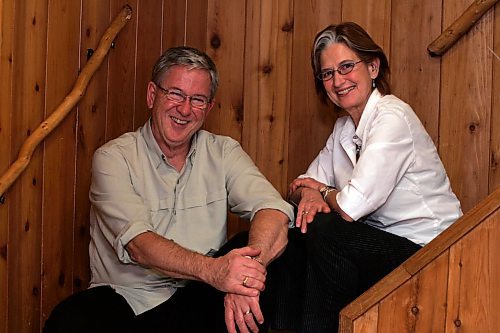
[289,178,331,233]
[289,177,324,195]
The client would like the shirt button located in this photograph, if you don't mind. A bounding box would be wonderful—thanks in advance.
[173,209,176,215]
[353,135,358,139]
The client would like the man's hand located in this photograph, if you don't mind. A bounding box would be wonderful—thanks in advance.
[224,293,263,333]
[206,247,267,297]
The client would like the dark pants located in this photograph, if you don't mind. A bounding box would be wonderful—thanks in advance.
[271,212,422,333]
[43,232,275,333]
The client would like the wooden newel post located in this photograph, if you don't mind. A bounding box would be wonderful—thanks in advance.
[0,5,133,201]
[427,0,499,57]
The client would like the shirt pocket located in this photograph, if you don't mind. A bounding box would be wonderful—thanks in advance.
[177,189,227,209]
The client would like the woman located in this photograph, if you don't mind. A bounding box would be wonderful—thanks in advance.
[285,22,462,332]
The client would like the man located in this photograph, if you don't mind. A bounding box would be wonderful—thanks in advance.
[44,46,294,333]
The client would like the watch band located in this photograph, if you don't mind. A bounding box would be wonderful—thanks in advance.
[319,185,336,201]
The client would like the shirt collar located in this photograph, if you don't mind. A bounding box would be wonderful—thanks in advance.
[140,118,197,168]
[355,88,382,139]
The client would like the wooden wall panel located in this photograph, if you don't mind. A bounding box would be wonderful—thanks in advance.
[185,0,208,50]
[445,210,500,332]
[491,7,500,191]
[342,0,392,58]
[134,0,163,127]
[0,2,498,332]
[41,0,81,323]
[0,0,13,330]
[390,1,442,143]
[163,0,186,50]
[377,252,449,332]
[287,0,339,185]
[205,0,245,140]
[8,1,48,332]
[439,0,493,212]
[106,0,138,141]
[74,0,110,295]
[242,0,293,194]
[205,0,246,237]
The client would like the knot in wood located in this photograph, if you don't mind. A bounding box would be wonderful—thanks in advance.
[211,34,221,49]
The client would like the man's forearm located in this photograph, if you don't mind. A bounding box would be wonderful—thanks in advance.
[126,231,213,282]
[247,209,289,266]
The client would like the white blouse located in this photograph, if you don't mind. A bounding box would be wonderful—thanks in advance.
[301,89,462,245]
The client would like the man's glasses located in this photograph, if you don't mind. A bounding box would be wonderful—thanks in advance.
[316,60,363,81]
[155,83,210,109]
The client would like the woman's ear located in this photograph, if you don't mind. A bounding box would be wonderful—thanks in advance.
[370,58,381,79]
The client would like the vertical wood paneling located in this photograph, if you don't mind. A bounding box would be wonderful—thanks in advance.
[74,0,110,297]
[163,0,186,50]
[342,0,392,57]
[8,1,48,332]
[41,0,81,323]
[390,1,442,143]
[491,7,500,191]
[205,0,246,237]
[185,0,208,50]
[445,212,500,332]
[439,0,493,212]
[242,0,293,195]
[106,0,138,141]
[0,1,14,330]
[205,0,244,140]
[134,0,163,128]
[378,252,449,332]
[0,2,498,332]
[287,0,340,185]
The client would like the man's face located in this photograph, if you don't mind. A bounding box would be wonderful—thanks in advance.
[148,65,214,154]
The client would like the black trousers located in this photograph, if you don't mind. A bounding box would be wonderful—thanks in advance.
[43,232,276,333]
[270,212,422,333]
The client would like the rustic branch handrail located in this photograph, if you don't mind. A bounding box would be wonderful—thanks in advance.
[0,5,132,199]
[427,0,499,57]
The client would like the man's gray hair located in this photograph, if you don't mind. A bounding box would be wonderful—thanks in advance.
[152,46,219,100]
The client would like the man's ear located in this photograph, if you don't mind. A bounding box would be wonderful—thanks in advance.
[205,100,216,116]
[146,81,157,109]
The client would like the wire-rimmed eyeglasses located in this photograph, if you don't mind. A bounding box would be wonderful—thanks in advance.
[316,60,363,81]
[155,82,210,109]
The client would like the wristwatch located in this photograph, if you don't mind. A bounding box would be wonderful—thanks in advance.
[319,185,336,201]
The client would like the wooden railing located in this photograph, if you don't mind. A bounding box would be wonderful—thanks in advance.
[339,187,500,332]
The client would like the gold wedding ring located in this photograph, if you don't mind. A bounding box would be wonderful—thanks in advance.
[243,276,249,287]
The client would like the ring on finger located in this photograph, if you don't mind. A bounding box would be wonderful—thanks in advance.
[242,276,249,287]
[302,211,309,215]
[244,309,252,315]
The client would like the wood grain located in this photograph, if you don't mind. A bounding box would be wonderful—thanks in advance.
[0,1,14,331]
[134,0,163,128]
[41,0,80,323]
[287,0,339,186]
[74,0,110,297]
[439,0,493,211]
[8,1,48,332]
[390,1,442,144]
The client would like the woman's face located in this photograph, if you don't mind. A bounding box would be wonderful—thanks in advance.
[320,43,379,116]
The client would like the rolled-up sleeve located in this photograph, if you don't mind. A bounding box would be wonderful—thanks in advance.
[223,141,294,226]
[90,148,154,263]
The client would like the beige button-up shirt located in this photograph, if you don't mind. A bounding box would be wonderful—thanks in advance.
[89,119,294,314]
